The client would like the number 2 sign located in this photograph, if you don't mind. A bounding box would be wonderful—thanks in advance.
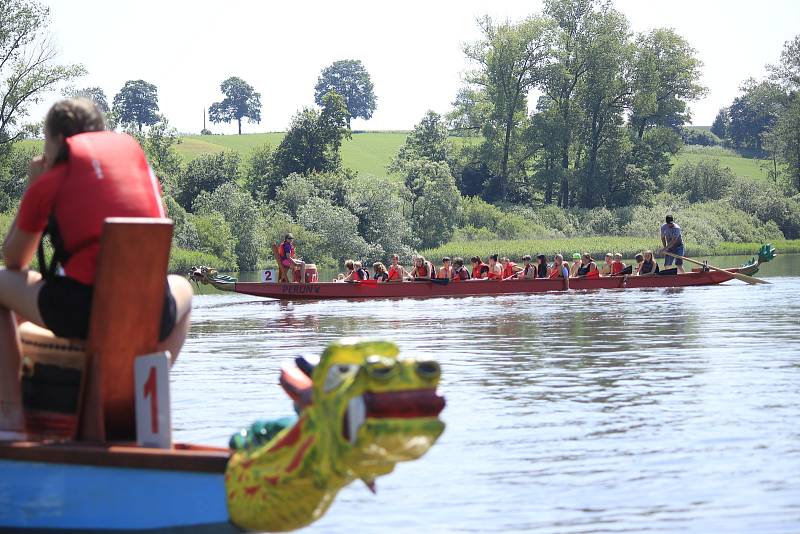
[134,351,172,448]
[262,269,277,282]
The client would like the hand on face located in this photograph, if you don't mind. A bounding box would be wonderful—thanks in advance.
[28,155,47,183]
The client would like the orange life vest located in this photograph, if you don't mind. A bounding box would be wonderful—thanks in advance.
[387,266,401,281]
[472,263,488,279]
[502,262,517,279]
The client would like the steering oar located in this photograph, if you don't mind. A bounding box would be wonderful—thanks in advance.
[663,251,769,285]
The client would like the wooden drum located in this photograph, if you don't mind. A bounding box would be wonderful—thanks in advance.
[18,322,87,439]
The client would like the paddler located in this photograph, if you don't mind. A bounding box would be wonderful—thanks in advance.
[486,254,503,280]
[409,255,435,280]
[575,253,600,278]
[0,98,192,361]
[279,233,306,283]
[387,254,407,282]
[438,257,454,280]
[521,255,536,280]
[501,257,523,280]
[600,253,614,276]
[569,253,582,277]
[659,214,685,273]
[470,256,489,279]
[452,258,470,281]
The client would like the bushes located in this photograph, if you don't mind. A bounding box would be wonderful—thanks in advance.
[168,247,235,274]
[666,159,736,202]
[177,152,240,210]
[730,179,800,238]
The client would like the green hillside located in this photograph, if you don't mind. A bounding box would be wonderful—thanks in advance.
[177,131,409,177]
[19,132,771,184]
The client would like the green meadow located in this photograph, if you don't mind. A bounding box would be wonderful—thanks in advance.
[20,132,771,184]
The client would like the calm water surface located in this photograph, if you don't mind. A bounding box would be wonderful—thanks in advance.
[174,255,800,533]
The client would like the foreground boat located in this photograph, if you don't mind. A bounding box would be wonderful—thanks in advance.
[1,220,445,533]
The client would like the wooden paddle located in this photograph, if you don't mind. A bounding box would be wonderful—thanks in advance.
[663,251,769,285]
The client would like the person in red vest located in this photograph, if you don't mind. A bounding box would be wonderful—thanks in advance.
[486,254,503,280]
[470,256,489,279]
[501,257,523,280]
[611,253,626,275]
[451,258,470,281]
[279,233,306,282]
[387,254,407,282]
[0,98,192,361]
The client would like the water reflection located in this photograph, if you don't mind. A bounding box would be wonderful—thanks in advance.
[173,256,800,533]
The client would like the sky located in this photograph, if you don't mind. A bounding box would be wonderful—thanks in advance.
[29,0,800,134]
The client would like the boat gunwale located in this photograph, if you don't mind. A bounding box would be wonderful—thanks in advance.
[0,440,229,473]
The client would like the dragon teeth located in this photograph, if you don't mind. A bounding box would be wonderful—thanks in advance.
[347,395,366,444]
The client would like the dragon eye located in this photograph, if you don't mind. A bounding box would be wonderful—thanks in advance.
[416,360,440,380]
[366,355,397,380]
[323,363,360,393]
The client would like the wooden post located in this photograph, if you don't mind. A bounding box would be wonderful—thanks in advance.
[79,218,173,442]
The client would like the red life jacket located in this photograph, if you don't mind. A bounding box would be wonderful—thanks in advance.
[549,265,563,279]
[452,267,469,282]
[17,132,165,285]
[279,241,295,260]
[472,263,488,279]
[387,265,401,281]
[416,262,430,277]
[502,262,517,279]
[611,261,624,275]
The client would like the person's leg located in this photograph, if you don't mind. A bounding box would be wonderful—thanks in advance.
[0,269,45,326]
[675,245,685,273]
[0,269,44,433]
[156,275,193,365]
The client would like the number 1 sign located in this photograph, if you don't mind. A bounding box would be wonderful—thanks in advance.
[134,351,172,448]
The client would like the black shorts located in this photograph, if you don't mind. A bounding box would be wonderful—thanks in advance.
[38,276,177,341]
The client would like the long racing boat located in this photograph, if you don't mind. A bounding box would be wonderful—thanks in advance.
[189,244,777,301]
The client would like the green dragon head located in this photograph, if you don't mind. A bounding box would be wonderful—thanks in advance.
[225,339,445,532]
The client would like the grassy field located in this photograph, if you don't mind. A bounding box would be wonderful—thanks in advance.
[421,238,800,263]
[177,131,409,177]
[19,131,771,184]
[671,145,769,182]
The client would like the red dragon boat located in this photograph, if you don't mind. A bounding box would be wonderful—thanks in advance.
[189,244,776,301]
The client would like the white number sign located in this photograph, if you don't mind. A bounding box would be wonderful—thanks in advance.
[134,351,172,448]
[262,269,277,283]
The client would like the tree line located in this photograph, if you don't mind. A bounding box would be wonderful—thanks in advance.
[1,0,799,273]
[710,36,800,190]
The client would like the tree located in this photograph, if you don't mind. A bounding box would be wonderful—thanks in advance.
[628,28,705,139]
[65,86,109,113]
[208,76,261,135]
[193,182,264,270]
[177,151,240,211]
[400,159,461,248]
[542,0,597,207]
[710,107,729,139]
[769,96,800,190]
[113,80,159,131]
[575,7,633,207]
[768,35,800,90]
[0,0,85,150]
[727,79,786,153]
[273,91,350,178]
[462,15,551,201]
[297,197,376,263]
[389,111,450,174]
[314,59,376,128]
[127,118,183,196]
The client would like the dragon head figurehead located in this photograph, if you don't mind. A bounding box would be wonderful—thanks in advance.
[225,339,446,532]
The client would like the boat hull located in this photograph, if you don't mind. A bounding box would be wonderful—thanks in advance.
[232,270,735,300]
[0,442,237,533]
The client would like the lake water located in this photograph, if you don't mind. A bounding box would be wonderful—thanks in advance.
[174,255,800,533]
